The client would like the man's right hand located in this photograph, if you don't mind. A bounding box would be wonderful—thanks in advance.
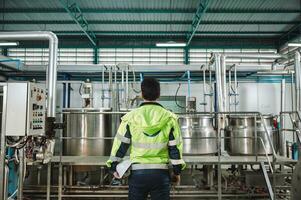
[113,171,121,179]
[171,174,180,185]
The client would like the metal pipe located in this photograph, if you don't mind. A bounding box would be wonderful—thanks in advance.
[201,65,206,112]
[214,54,223,112]
[17,149,24,200]
[234,65,238,111]
[295,51,301,111]
[125,66,129,108]
[101,66,105,107]
[0,31,58,117]
[121,68,125,107]
[221,55,227,111]
[209,64,213,112]
[223,53,284,59]
[187,70,191,99]
[228,65,232,111]
[108,67,113,108]
[0,85,7,199]
[280,79,287,156]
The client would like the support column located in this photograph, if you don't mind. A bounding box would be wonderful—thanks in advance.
[93,46,99,64]
[184,47,189,64]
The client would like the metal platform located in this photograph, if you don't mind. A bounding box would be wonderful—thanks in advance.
[48,155,297,166]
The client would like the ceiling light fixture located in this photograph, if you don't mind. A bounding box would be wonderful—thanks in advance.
[288,43,301,47]
[0,42,19,46]
[156,42,187,47]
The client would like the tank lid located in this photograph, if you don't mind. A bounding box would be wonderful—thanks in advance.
[179,114,214,119]
[228,114,274,119]
[62,107,112,112]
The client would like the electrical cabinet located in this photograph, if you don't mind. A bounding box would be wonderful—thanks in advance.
[5,82,46,136]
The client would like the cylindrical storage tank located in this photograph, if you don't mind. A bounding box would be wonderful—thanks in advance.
[63,108,113,156]
[179,115,217,155]
[225,115,278,155]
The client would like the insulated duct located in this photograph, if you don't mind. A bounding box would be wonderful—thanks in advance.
[0,31,58,118]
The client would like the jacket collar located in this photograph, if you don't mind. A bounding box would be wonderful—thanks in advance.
[139,101,164,108]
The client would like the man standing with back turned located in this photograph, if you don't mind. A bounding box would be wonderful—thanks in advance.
[106,77,185,200]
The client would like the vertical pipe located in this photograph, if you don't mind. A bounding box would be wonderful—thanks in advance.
[67,82,71,108]
[17,149,24,200]
[234,65,237,112]
[126,67,129,109]
[228,66,232,111]
[46,163,51,200]
[209,65,213,112]
[280,79,287,156]
[295,51,301,111]
[62,82,66,108]
[109,67,112,108]
[187,70,191,99]
[121,69,124,107]
[0,85,7,199]
[201,65,207,112]
[101,66,105,107]
[221,55,227,112]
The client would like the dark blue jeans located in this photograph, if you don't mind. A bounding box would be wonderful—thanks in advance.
[129,169,170,200]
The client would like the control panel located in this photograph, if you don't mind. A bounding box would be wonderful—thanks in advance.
[5,82,46,136]
[28,83,46,135]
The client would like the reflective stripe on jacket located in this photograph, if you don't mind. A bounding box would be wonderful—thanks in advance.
[106,102,186,174]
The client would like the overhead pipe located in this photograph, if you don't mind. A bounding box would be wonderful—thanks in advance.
[223,53,284,59]
[0,31,58,118]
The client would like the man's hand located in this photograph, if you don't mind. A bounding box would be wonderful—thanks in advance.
[171,174,180,185]
[113,171,121,179]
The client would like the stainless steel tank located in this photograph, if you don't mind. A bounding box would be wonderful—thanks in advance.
[179,115,217,155]
[225,115,278,155]
[63,108,113,156]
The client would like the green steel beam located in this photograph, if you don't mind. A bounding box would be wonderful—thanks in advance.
[59,0,97,46]
[184,47,189,64]
[279,21,301,45]
[93,47,99,64]
[186,0,210,46]
[2,20,299,25]
[1,8,300,14]
[2,48,8,56]
[54,31,286,35]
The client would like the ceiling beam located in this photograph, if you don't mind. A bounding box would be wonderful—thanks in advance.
[53,31,286,35]
[59,0,97,46]
[1,20,299,25]
[0,8,300,14]
[186,0,210,46]
[278,21,301,46]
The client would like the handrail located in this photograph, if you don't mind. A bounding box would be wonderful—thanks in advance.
[57,135,273,172]
[281,111,301,144]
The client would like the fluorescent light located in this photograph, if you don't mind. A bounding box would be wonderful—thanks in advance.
[0,42,19,46]
[156,42,186,47]
[288,43,301,47]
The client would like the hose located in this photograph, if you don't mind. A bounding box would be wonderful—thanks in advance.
[174,83,187,109]
[131,68,141,94]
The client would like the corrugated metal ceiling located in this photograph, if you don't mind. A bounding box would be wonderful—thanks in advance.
[0,0,300,40]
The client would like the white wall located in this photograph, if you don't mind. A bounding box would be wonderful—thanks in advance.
[56,81,294,115]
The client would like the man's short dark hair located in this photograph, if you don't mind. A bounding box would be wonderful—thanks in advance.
[141,77,160,101]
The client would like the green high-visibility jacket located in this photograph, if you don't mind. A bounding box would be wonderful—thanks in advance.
[106,102,186,174]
